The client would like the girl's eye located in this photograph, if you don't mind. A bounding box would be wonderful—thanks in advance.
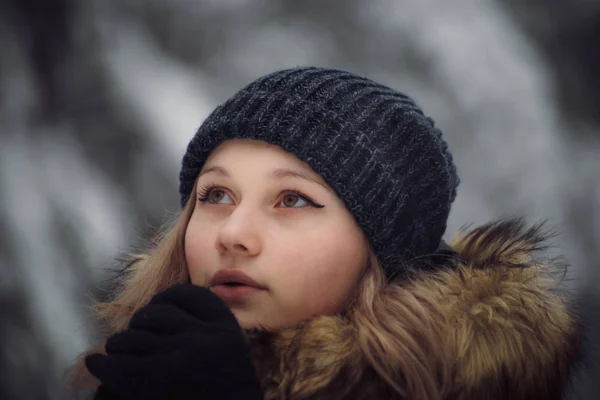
[198,187,233,205]
[278,191,324,209]
[280,193,308,208]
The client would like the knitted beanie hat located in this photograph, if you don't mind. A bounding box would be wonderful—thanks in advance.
[179,67,459,280]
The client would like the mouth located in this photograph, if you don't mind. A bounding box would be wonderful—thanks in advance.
[220,282,246,287]
[209,269,266,302]
[209,269,265,289]
[210,282,264,303]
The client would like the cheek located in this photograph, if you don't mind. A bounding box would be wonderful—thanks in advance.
[275,229,366,316]
[296,264,357,314]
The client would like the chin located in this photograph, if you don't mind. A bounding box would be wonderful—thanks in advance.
[231,308,301,331]
[231,309,261,330]
[235,313,286,332]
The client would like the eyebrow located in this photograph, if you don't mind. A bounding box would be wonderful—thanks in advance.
[199,165,328,189]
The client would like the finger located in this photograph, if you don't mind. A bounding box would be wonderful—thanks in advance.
[105,330,171,356]
[129,303,198,334]
[150,284,237,323]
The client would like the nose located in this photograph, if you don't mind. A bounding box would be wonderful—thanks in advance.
[216,206,262,257]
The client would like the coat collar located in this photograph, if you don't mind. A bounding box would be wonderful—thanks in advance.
[247,219,583,400]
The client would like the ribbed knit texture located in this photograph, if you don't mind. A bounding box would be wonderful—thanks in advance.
[179,67,459,280]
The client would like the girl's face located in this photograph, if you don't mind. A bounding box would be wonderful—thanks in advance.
[185,139,369,330]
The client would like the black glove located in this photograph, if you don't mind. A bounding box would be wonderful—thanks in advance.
[93,385,123,400]
[85,284,263,400]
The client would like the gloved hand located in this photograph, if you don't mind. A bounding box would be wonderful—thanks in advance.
[86,284,263,400]
[93,385,123,400]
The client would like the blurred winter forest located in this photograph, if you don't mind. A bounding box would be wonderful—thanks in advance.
[1,0,599,399]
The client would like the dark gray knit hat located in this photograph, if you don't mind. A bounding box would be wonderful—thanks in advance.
[179,67,459,280]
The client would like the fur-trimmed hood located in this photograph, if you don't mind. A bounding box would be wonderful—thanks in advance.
[248,219,582,400]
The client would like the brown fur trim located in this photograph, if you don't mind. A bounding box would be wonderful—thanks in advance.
[433,219,578,399]
[249,317,378,400]
[249,219,581,399]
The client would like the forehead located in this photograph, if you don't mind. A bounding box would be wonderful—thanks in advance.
[203,139,321,178]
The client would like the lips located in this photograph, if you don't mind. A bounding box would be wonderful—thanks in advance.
[209,270,265,289]
[209,270,265,303]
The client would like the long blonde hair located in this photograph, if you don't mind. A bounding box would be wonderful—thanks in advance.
[68,180,450,399]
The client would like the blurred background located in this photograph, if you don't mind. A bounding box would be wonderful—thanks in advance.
[1,0,598,398]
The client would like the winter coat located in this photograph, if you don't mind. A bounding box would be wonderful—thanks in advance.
[248,219,583,400]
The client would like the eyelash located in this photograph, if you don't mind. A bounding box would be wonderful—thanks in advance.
[197,183,324,208]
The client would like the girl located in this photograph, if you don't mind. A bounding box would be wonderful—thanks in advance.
[73,67,581,399]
